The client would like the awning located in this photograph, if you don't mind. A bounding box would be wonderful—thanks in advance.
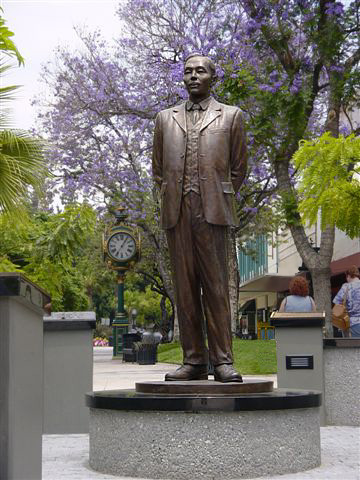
[238,299,255,311]
[330,252,360,276]
[239,274,293,293]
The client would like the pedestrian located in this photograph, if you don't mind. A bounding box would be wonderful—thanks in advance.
[333,265,360,338]
[279,276,317,312]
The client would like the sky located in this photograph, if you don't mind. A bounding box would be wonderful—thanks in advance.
[2,0,121,129]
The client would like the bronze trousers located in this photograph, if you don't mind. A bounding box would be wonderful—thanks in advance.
[166,192,233,366]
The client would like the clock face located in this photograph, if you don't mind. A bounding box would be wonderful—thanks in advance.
[108,232,136,261]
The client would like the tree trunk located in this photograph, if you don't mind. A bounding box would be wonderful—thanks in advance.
[289,223,335,337]
[310,266,333,337]
[275,157,335,337]
[155,229,179,340]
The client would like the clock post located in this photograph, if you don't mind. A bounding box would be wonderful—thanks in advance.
[103,207,140,358]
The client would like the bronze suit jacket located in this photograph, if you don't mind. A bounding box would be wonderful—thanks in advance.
[152,98,247,229]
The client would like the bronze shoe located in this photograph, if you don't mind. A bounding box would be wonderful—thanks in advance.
[214,364,243,383]
[165,364,208,381]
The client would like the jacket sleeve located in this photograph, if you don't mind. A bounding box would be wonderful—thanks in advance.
[230,109,247,194]
[152,112,163,189]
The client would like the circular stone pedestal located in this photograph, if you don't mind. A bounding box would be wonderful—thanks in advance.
[86,384,321,479]
[136,379,273,395]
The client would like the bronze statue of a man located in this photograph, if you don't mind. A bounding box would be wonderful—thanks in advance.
[152,54,247,382]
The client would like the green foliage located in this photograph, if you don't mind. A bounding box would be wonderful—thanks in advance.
[294,132,360,239]
[278,189,302,227]
[157,339,277,375]
[94,323,112,340]
[218,63,309,150]
[0,204,98,311]
[33,203,97,265]
[0,10,49,215]
[124,285,171,327]
[0,9,24,66]
[0,130,48,213]
[0,254,22,272]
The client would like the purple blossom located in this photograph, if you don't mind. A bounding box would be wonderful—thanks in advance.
[339,124,351,136]
[269,70,279,82]
[329,65,344,73]
[325,2,344,16]
[289,73,303,94]
[244,207,258,214]
[32,0,357,238]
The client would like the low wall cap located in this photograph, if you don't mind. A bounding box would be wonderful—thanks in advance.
[43,311,96,331]
[44,311,96,321]
[270,312,325,328]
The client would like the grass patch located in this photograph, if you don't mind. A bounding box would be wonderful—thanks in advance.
[158,338,277,375]
[157,342,184,364]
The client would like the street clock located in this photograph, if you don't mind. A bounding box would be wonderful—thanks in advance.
[103,206,141,357]
[103,207,140,270]
[107,231,137,263]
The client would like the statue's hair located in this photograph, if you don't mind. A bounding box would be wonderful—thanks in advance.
[184,53,216,78]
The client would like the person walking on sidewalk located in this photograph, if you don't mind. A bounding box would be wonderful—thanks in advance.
[333,265,360,338]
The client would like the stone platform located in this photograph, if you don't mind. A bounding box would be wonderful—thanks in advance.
[86,382,321,479]
[135,379,273,395]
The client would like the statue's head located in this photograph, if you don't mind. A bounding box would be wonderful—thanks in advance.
[183,53,216,100]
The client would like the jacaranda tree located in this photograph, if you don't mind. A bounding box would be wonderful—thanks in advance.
[35,0,359,335]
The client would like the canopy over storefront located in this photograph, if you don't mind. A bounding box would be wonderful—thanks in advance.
[239,274,293,293]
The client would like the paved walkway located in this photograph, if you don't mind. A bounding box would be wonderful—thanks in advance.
[43,347,360,480]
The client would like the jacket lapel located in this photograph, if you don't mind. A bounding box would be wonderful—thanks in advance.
[200,98,222,132]
[172,103,187,133]
[172,98,222,133]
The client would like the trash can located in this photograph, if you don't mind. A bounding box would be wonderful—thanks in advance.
[136,343,158,364]
[122,332,142,362]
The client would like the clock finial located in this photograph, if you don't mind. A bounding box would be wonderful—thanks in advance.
[114,206,128,224]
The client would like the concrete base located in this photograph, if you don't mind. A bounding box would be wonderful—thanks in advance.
[87,388,321,479]
[89,407,320,479]
[324,339,360,426]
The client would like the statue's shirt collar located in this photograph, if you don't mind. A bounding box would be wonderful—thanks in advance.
[186,96,211,111]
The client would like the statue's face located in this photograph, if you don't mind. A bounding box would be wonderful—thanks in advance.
[183,56,212,99]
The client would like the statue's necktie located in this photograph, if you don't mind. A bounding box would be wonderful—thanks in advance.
[191,103,201,125]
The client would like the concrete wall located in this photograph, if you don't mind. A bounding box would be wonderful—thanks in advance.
[276,227,359,278]
[43,312,95,434]
[324,340,360,426]
[332,230,360,261]
[0,296,44,480]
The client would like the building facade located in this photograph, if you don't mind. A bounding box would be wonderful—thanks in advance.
[237,226,360,338]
